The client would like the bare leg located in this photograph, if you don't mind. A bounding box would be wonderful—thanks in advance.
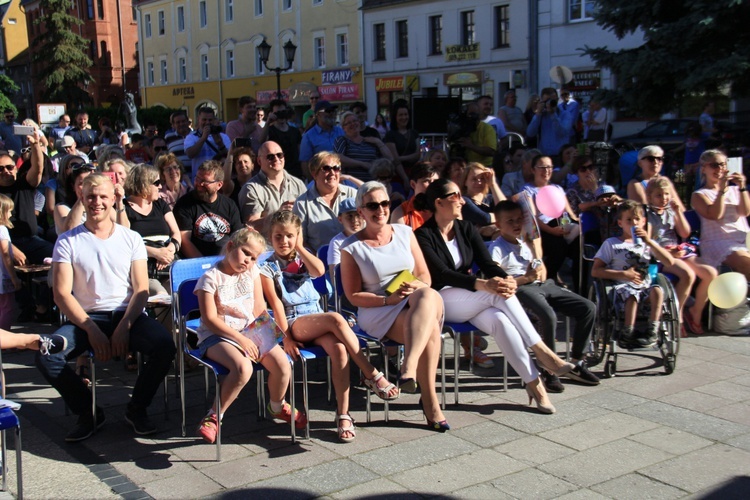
[624,297,637,327]
[725,250,750,282]
[204,342,254,415]
[662,260,695,322]
[260,345,292,404]
[309,333,354,440]
[686,258,718,323]
[649,287,664,323]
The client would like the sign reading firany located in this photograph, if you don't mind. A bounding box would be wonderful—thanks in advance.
[322,69,353,85]
[445,43,480,62]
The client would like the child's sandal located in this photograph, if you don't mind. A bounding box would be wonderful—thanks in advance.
[336,414,356,443]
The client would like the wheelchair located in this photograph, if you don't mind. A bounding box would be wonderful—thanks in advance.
[587,273,680,377]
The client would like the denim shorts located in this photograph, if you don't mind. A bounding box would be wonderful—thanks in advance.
[196,334,242,358]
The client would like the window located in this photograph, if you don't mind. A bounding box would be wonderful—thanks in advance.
[314,35,326,68]
[201,54,209,80]
[178,57,187,82]
[461,10,475,45]
[226,49,235,77]
[283,0,292,10]
[255,0,263,16]
[429,15,442,55]
[157,11,165,36]
[373,23,385,61]
[160,59,168,84]
[494,5,510,48]
[569,0,595,22]
[396,20,408,58]
[144,13,151,38]
[132,6,136,21]
[199,1,207,28]
[313,0,322,4]
[146,61,154,86]
[97,0,104,19]
[225,0,234,22]
[100,41,108,64]
[177,6,185,32]
[336,33,348,66]
[86,0,94,19]
[255,46,265,75]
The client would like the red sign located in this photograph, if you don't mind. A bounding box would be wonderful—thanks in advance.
[256,90,290,105]
[317,84,360,102]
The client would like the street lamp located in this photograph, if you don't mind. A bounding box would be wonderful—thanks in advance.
[258,38,297,99]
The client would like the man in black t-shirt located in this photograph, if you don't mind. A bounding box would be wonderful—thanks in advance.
[173,160,242,257]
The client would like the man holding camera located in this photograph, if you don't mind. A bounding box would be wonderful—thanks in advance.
[526,88,574,156]
[185,106,231,182]
[259,99,303,180]
[226,96,263,154]
[457,101,497,168]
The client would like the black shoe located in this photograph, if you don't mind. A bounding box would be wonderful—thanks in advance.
[38,334,67,356]
[617,330,638,349]
[125,404,158,435]
[637,331,658,347]
[542,372,565,393]
[565,361,600,385]
[65,408,105,442]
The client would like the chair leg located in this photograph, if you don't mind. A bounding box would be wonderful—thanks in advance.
[214,378,221,462]
[90,355,97,429]
[289,361,296,444]
[440,333,446,410]
[364,344,371,423]
[301,358,310,440]
[14,426,21,500]
[1,428,6,492]
[179,347,187,437]
[453,330,460,405]
[565,317,571,360]
[381,346,390,423]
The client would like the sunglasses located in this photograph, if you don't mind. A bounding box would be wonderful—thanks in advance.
[153,146,166,152]
[153,179,162,187]
[265,152,285,162]
[439,191,462,201]
[196,179,221,186]
[705,161,727,169]
[578,164,595,172]
[20,147,31,154]
[535,165,553,170]
[642,155,664,163]
[321,164,341,173]
[363,200,390,211]
[163,165,180,172]
[0,164,15,172]
[72,163,96,171]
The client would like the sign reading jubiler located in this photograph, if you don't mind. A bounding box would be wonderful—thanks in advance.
[445,43,480,62]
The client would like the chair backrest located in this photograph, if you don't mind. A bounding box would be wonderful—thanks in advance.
[580,211,600,234]
[684,210,700,235]
[170,256,222,326]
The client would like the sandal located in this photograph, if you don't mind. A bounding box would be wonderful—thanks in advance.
[363,372,400,401]
[684,314,704,335]
[336,414,356,443]
[267,402,307,429]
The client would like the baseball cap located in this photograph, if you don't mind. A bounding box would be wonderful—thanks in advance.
[314,100,337,113]
[338,197,357,215]
[595,184,617,199]
[61,136,75,148]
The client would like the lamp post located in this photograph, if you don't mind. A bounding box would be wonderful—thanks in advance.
[258,38,297,99]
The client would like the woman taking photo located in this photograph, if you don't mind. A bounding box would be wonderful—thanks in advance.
[627,145,684,210]
[340,181,448,431]
[415,179,575,414]
[460,162,506,239]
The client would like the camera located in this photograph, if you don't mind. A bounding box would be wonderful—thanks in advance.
[542,98,558,112]
[210,125,223,135]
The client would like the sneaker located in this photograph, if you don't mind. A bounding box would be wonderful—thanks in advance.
[65,407,105,442]
[125,404,158,435]
[542,372,565,393]
[466,347,494,369]
[564,361,600,385]
[617,329,638,349]
[267,402,307,429]
[38,334,67,356]
[637,331,658,347]
[197,414,219,444]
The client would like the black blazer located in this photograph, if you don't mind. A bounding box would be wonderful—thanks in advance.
[415,217,507,292]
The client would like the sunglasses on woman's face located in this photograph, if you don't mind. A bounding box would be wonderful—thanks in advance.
[578,164,595,172]
[439,191,462,202]
[153,179,162,187]
[363,200,390,211]
[320,164,341,173]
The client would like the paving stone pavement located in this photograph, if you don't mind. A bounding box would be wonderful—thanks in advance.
[0,322,749,499]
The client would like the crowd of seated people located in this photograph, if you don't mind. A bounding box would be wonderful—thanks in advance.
[0,89,742,447]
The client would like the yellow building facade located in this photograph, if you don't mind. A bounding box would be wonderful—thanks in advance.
[136,0,363,121]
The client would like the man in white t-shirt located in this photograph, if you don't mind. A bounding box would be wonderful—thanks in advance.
[36,174,176,443]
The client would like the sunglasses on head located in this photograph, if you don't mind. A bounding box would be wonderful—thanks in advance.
[20,147,31,154]
[72,162,95,171]
[321,164,341,173]
[642,155,664,163]
[363,200,390,211]
[265,152,284,162]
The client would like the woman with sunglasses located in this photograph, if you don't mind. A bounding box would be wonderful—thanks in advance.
[294,151,358,253]
[334,111,393,183]
[220,147,255,208]
[340,181,448,431]
[415,179,575,414]
[627,145,685,210]
[691,149,750,279]
[121,164,181,294]
[156,153,190,209]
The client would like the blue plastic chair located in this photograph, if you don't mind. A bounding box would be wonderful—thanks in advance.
[0,350,22,498]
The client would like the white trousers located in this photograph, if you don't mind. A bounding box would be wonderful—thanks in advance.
[440,287,541,383]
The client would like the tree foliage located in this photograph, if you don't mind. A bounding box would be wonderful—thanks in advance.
[0,73,19,113]
[32,0,93,108]
[582,0,750,115]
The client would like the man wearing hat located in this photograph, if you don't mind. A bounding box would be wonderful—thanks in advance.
[299,100,344,180]
[59,136,91,163]
[0,108,21,153]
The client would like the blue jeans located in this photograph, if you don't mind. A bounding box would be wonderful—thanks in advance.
[35,311,176,416]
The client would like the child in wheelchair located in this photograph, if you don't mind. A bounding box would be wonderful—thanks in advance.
[591,200,675,348]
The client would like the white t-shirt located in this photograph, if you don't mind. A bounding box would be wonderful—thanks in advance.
[445,237,463,268]
[194,263,260,344]
[489,236,533,278]
[327,231,348,267]
[0,226,14,294]
[594,236,652,289]
[52,224,147,312]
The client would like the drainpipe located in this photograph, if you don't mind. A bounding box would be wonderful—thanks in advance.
[528,0,538,94]
[217,0,224,120]
[116,0,126,93]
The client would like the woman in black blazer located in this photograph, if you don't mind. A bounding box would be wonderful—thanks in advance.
[415,179,574,414]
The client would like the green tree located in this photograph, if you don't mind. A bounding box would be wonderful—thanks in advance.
[0,72,19,113]
[582,0,750,115]
[32,0,93,108]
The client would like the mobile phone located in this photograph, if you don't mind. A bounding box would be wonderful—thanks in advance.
[727,157,743,175]
[13,125,35,136]
[232,138,252,149]
[102,171,117,184]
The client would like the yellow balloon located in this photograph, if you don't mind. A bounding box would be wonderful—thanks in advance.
[707,272,748,309]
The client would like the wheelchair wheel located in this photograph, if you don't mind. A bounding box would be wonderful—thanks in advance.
[587,280,611,366]
[655,274,681,374]
[603,354,617,378]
